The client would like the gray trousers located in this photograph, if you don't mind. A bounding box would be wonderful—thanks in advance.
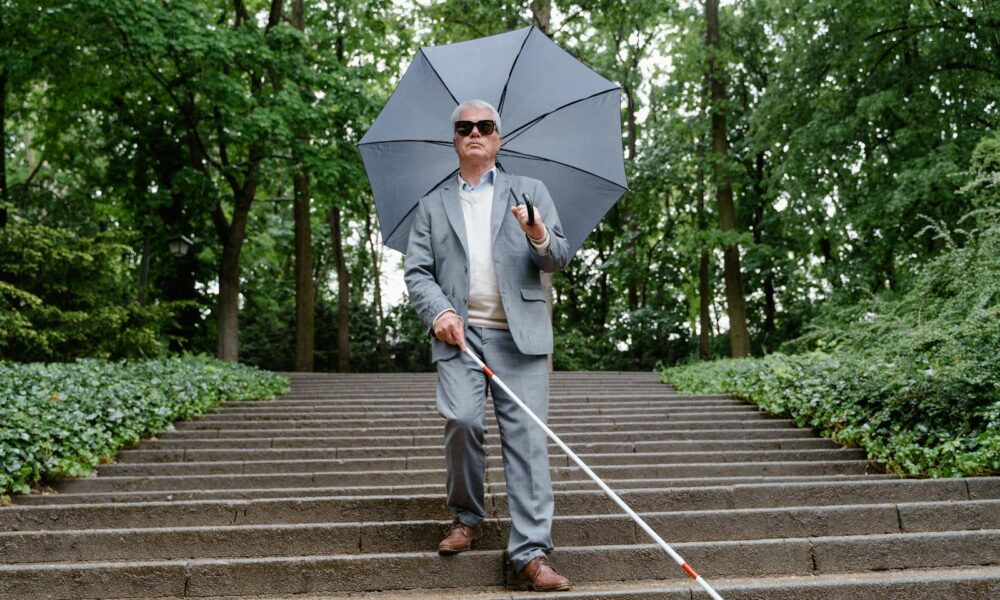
[436,326,554,572]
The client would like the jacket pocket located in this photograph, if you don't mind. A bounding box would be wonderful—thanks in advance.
[520,287,546,302]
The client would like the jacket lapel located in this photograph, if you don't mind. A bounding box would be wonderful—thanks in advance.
[491,171,512,246]
[441,181,470,261]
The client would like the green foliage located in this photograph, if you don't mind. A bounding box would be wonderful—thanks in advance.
[0,220,176,361]
[0,356,289,500]
[663,211,1000,476]
[5,0,998,374]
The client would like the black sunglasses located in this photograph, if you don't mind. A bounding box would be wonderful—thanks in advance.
[454,120,497,136]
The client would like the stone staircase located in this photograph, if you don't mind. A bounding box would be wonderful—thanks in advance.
[2,371,999,599]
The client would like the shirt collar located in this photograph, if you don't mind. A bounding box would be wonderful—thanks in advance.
[458,167,496,193]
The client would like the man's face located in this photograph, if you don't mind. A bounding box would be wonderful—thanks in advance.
[453,106,501,165]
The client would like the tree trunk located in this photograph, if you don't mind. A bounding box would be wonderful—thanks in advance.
[697,168,711,362]
[329,206,351,373]
[623,79,640,311]
[290,0,314,372]
[215,192,253,362]
[0,67,7,228]
[213,1,282,362]
[138,224,152,306]
[750,152,775,340]
[706,0,750,358]
[696,114,711,361]
[363,202,388,368]
[763,273,776,337]
[531,0,552,35]
[293,168,315,371]
[698,250,711,360]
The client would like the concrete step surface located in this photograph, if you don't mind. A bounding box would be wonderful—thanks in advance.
[115,436,841,459]
[4,532,1000,597]
[3,371,998,598]
[111,567,1000,600]
[16,474,896,506]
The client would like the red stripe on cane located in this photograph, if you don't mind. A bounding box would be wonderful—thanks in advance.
[482,365,495,378]
[681,563,698,579]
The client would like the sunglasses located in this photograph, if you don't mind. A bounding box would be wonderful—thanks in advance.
[454,120,497,136]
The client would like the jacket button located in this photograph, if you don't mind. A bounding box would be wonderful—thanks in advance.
[463,297,468,303]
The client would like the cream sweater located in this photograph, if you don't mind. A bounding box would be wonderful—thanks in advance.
[460,184,509,329]
[433,172,550,331]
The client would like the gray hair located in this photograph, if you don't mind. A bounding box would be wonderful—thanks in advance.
[450,99,501,134]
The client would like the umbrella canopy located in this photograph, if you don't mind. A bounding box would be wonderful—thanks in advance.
[358,26,627,256]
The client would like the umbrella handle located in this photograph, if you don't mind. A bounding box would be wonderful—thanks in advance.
[519,192,535,226]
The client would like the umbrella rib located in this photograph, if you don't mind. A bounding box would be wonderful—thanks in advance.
[498,150,629,191]
[502,87,621,145]
[357,139,452,148]
[497,26,535,118]
[382,168,460,246]
[420,47,460,107]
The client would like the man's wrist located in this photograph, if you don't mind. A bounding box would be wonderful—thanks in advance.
[527,226,550,254]
[433,308,458,328]
[527,226,547,242]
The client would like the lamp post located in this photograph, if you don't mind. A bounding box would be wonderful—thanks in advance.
[139,233,193,306]
[167,234,193,258]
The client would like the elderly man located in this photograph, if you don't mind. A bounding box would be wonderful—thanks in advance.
[404,99,572,592]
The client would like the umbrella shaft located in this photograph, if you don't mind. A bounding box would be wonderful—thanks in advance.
[464,347,725,600]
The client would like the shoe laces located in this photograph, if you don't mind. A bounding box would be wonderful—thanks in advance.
[444,520,466,537]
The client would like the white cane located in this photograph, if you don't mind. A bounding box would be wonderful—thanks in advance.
[464,346,725,600]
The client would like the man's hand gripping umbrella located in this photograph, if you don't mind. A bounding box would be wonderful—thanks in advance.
[463,346,727,600]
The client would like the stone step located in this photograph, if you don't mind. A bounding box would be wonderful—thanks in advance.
[115,437,841,461]
[99,448,867,476]
[167,418,799,434]
[214,397,747,410]
[127,567,1000,600]
[152,426,819,444]
[53,460,875,494]
[4,500,998,564]
[3,531,999,598]
[257,391,704,401]
[15,475,895,505]
[8,478,994,531]
[208,404,757,418]
[237,394,726,404]
[176,411,786,430]
[8,370,997,599]
[183,414,771,430]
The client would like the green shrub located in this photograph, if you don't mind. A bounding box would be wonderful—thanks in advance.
[663,208,1000,477]
[0,356,289,500]
[0,221,176,361]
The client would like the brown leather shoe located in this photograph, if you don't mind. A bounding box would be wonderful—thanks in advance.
[515,555,572,592]
[437,519,480,554]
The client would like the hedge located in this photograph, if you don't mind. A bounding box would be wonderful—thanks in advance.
[662,351,1000,477]
[0,356,289,500]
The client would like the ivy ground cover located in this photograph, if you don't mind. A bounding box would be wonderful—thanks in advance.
[0,357,289,500]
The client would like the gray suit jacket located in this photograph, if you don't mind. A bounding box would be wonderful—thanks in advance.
[404,171,571,362]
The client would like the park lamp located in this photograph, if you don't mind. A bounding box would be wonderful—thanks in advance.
[167,234,193,258]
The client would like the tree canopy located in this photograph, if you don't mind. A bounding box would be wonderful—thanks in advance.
[2,0,997,372]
